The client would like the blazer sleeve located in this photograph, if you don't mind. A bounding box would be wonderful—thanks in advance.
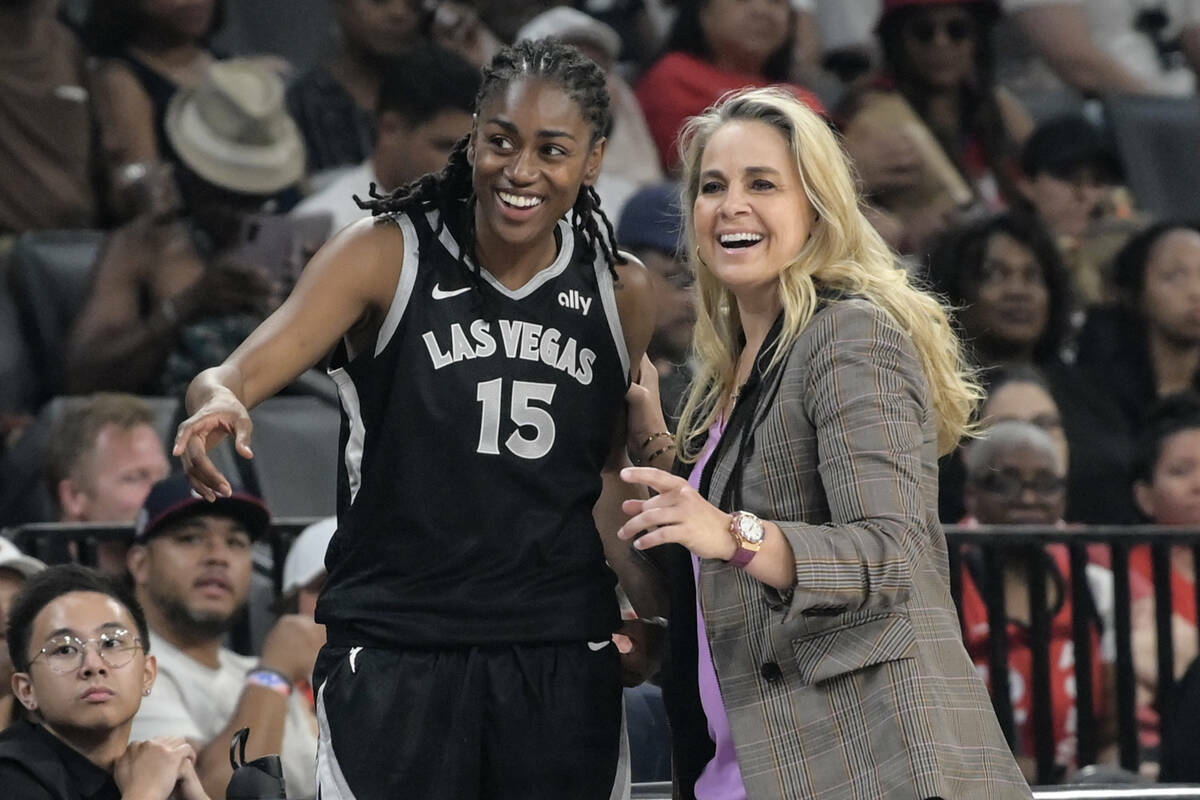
[767,299,931,621]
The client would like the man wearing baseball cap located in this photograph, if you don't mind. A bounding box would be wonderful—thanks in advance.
[617,182,695,424]
[127,475,321,799]
[0,540,44,730]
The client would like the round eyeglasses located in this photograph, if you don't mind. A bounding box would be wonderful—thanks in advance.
[30,629,144,674]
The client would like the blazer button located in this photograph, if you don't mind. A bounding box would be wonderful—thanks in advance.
[760,662,783,682]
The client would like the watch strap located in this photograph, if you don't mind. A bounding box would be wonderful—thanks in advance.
[728,544,757,568]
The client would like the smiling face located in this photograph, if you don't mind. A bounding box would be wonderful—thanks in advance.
[13,591,154,737]
[692,119,815,306]
[1140,228,1200,346]
[128,515,253,641]
[469,78,605,262]
[959,232,1050,359]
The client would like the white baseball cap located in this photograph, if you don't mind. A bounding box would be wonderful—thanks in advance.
[0,538,45,578]
[282,517,337,596]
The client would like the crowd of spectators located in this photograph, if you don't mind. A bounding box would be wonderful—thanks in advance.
[5,0,1200,794]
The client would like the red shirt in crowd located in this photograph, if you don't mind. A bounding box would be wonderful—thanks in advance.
[634,52,825,173]
[960,545,1107,773]
[1129,546,1196,624]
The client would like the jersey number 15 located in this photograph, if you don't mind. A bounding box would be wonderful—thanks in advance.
[476,378,557,460]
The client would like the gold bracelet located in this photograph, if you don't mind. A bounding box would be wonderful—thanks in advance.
[639,431,673,451]
[644,443,676,464]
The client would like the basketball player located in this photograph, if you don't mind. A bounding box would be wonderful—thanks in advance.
[173,40,663,799]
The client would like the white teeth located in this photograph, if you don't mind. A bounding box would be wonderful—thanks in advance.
[498,191,543,209]
[719,232,764,245]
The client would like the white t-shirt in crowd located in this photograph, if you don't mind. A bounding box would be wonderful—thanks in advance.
[131,633,318,799]
[293,160,378,240]
[813,0,881,52]
[1002,0,1200,95]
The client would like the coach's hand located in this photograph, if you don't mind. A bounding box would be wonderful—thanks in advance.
[618,467,736,561]
[173,387,254,501]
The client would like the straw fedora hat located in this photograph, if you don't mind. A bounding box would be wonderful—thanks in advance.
[165,58,305,195]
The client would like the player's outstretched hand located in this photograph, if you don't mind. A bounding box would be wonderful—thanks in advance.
[173,388,254,501]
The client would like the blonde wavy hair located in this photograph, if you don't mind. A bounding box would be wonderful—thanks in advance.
[674,87,981,460]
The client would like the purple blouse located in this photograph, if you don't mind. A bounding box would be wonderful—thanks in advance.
[687,418,748,799]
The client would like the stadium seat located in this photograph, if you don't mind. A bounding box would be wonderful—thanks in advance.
[0,246,37,415]
[246,395,340,519]
[6,230,106,405]
[1103,93,1200,220]
[1014,88,1086,124]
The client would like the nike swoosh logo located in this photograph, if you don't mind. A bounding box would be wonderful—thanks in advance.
[588,641,611,651]
[432,283,471,300]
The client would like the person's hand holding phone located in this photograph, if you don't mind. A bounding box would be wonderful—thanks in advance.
[173,255,275,322]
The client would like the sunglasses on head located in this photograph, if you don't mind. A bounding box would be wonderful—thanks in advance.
[908,17,974,44]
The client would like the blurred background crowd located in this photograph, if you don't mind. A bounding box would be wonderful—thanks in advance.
[5,0,1200,792]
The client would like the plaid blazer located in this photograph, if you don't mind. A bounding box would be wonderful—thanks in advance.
[662,299,1030,800]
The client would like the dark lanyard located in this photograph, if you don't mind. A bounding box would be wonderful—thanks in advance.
[697,310,788,513]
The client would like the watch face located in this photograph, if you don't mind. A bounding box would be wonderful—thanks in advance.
[736,513,765,544]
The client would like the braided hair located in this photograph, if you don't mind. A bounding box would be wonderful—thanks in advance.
[356,38,624,287]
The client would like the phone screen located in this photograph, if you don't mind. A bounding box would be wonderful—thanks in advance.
[231,212,333,303]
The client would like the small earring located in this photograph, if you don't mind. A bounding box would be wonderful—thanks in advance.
[143,688,151,696]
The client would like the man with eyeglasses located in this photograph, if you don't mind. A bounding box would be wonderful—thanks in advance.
[126,475,322,799]
[0,564,208,800]
[957,420,1117,781]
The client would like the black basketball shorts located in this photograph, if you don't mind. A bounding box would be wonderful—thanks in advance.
[313,640,626,799]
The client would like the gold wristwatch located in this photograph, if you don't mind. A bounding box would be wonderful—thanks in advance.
[728,511,765,568]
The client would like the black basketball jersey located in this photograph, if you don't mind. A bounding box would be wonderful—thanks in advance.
[316,209,630,648]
